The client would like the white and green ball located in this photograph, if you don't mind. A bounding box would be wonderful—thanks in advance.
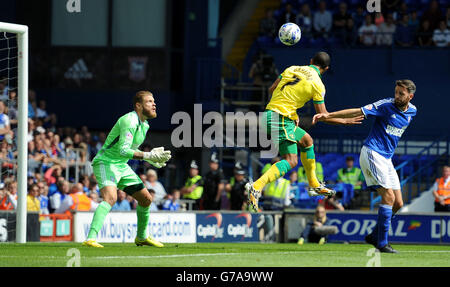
[278,22,301,46]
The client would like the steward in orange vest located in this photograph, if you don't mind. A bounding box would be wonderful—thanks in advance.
[69,192,92,212]
[0,192,13,210]
[433,166,450,212]
[55,183,95,215]
[0,181,17,210]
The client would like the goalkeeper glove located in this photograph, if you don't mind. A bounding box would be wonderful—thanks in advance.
[143,147,171,163]
[145,160,166,169]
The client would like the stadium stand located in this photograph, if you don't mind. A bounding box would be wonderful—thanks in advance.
[0,0,449,218]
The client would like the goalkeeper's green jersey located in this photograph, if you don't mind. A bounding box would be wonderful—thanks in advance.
[93,111,149,164]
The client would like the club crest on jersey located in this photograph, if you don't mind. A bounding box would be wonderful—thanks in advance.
[364,104,373,110]
[126,132,133,140]
[391,114,397,119]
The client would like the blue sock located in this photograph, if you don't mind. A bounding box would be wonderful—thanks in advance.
[377,204,393,248]
[370,210,396,240]
[370,223,378,240]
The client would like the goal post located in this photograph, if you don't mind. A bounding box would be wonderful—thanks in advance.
[0,22,28,243]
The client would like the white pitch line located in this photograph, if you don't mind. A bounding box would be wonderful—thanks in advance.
[0,251,309,260]
[92,251,311,259]
[397,251,450,253]
[1,250,450,260]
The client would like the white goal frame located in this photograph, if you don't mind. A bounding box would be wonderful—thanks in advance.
[0,22,28,243]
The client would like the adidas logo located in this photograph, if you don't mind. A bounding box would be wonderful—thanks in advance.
[64,58,93,80]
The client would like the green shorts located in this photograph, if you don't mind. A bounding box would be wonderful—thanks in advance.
[264,110,306,156]
[92,160,144,196]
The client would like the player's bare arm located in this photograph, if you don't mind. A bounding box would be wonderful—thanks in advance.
[268,77,281,95]
[313,104,364,125]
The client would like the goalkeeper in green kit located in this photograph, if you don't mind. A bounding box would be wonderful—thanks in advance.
[83,91,171,248]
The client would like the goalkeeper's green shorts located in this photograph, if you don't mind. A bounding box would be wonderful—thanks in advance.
[92,160,144,196]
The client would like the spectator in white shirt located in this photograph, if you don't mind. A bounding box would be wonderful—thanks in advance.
[144,169,167,207]
[36,100,50,119]
[432,20,450,47]
[377,14,396,46]
[49,179,70,212]
[313,1,332,38]
[358,14,378,46]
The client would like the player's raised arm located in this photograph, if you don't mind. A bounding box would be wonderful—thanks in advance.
[313,103,364,125]
[313,107,364,124]
[268,76,281,96]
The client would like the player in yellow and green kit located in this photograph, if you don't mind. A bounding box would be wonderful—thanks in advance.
[83,91,172,248]
[246,52,364,211]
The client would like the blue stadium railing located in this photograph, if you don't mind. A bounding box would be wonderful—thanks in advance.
[369,136,450,210]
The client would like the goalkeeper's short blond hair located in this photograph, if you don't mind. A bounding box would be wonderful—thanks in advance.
[133,90,153,109]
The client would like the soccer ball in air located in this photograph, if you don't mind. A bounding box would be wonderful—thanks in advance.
[278,23,301,46]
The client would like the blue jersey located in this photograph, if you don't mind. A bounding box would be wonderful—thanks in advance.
[361,98,417,159]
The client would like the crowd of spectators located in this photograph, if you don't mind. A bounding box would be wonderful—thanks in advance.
[0,82,252,215]
[259,0,450,48]
[0,80,448,214]
[0,83,185,215]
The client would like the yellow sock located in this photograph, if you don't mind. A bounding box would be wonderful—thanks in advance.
[300,152,320,188]
[253,158,294,191]
[253,164,280,191]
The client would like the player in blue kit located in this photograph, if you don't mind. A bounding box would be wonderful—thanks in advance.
[313,80,417,253]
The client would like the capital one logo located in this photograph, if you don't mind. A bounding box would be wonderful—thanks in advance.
[66,0,81,13]
[228,213,254,240]
[197,213,224,241]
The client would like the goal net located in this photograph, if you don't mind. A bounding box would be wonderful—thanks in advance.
[0,22,28,243]
[0,31,18,179]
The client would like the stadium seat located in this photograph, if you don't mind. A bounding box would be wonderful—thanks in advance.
[328,37,344,48]
[309,37,326,48]
[292,182,322,209]
[331,183,354,206]
[257,36,275,45]
[273,9,281,19]
[348,0,361,8]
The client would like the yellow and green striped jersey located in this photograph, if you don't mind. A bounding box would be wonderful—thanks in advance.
[266,65,325,121]
[93,111,149,164]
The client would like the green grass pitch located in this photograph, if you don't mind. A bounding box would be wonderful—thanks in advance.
[1,242,449,267]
